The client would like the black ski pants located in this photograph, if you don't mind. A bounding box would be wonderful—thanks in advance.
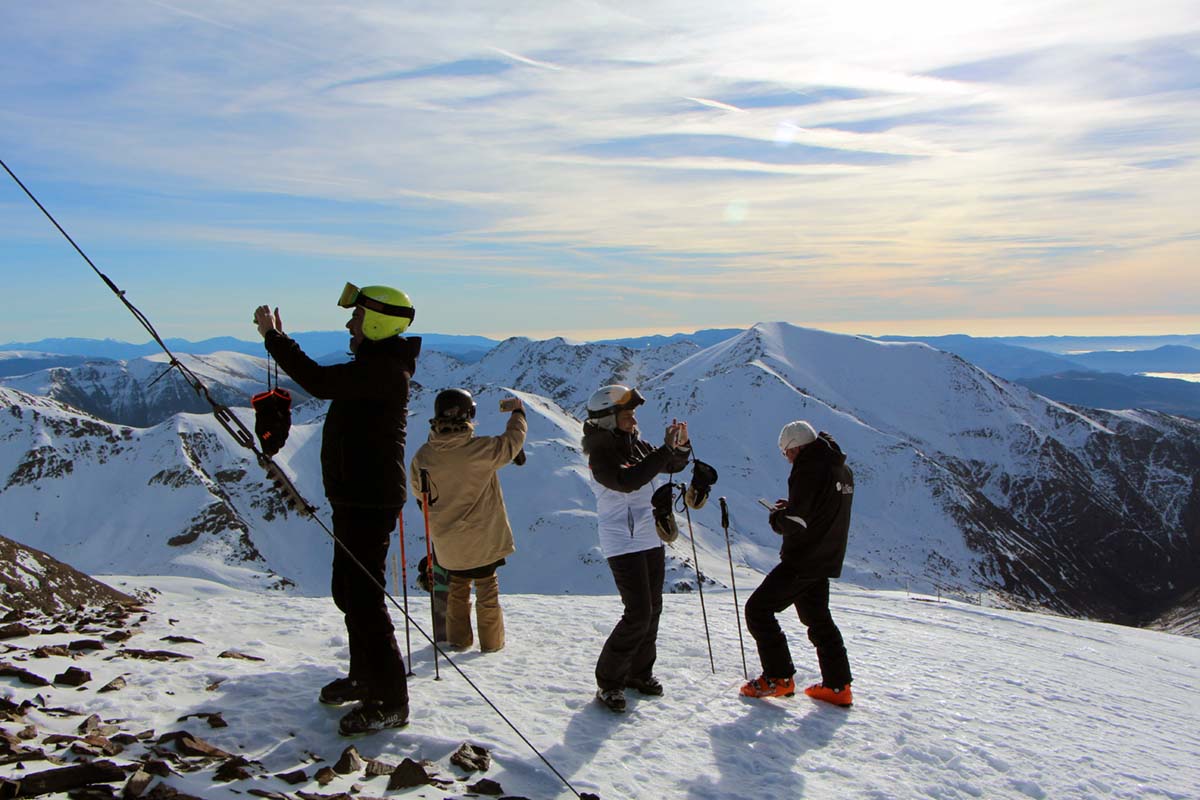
[595,546,665,691]
[330,504,408,705]
[744,565,852,689]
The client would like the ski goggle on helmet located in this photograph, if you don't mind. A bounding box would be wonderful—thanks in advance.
[586,384,645,430]
[337,282,415,341]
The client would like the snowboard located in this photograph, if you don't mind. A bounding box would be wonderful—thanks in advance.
[418,555,450,643]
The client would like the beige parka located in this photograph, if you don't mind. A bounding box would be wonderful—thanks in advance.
[409,411,527,571]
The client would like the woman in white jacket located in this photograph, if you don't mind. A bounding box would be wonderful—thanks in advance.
[581,385,692,712]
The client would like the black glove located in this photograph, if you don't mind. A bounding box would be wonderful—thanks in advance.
[685,459,718,509]
[417,556,431,592]
[251,388,292,456]
[417,556,448,592]
[651,483,679,543]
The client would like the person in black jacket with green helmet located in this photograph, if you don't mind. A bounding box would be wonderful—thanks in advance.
[253,282,420,736]
[740,420,855,707]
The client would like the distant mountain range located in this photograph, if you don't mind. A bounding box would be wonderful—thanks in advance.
[1066,344,1200,374]
[4,329,1200,421]
[591,328,744,350]
[870,335,1200,419]
[988,333,1200,354]
[0,351,312,427]
[0,331,499,365]
[1017,371,1200,420]
[2,323,1197,636]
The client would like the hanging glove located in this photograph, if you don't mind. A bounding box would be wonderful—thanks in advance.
[651,483,679,543]
[685,459,719,509]
[251,388,292,456]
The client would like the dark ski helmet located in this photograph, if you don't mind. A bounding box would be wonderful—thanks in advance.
[434,388,477,422]
[337,282,415,340]
[586,384,645,431]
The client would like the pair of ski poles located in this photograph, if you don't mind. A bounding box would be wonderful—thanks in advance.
[397,464,752,683]
[679,492,750,681]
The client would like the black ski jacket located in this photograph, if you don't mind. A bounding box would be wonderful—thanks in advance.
[770,432,853,577]
[581,422,691,493]
[264,331,421,508]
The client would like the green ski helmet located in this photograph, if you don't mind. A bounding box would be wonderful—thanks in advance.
[337,282,415,340]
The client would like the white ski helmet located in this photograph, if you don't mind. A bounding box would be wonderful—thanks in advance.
[586,384,645,430]
[778,420,817,453]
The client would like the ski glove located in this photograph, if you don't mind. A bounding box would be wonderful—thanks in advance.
[651,483,679,543]
[685,459,719,510]
[769,507,808,537]
[251,388,292,457]
[417,556,449,593]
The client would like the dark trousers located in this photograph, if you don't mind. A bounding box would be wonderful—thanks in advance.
[595,546,665,691]
[744,565,852,689]
[330,504,408,705]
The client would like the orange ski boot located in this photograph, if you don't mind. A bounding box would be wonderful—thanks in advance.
[739,675,796,698]
[803,683,853,707]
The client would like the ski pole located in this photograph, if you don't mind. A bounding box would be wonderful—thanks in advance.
[397,509,414,676]
[680,484,715,674]
[419,469,441,680]
[719,497,748,681]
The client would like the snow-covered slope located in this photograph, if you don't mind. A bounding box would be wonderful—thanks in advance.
[407,335,701,414]
[637,324,1200,624]
[870,333,1088,379]
[0,387,312,590]
[1,576,1197,799]
[1,324,1197,630]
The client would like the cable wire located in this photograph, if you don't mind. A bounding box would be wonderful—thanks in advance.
[1,156,583,799]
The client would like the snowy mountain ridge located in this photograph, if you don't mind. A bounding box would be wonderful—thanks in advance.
[1,323,1197,634]
[0,351,310,428]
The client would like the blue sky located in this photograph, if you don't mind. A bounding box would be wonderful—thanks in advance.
[1,0,1198,343]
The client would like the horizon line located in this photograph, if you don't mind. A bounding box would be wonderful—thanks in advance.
[3,317,1200,350]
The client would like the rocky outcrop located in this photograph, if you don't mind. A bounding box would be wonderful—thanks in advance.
[0,535,135,616]
[0,589,513,800]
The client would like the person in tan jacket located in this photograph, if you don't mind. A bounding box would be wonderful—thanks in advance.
[410,388,527,652]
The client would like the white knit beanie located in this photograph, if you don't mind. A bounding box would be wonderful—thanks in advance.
[778,420,817,453]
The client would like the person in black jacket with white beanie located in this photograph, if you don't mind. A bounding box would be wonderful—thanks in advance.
[740,420,855,707]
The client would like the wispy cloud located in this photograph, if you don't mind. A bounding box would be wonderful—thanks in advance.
[1,0,1198,340]
[684,96,747,113]
[491,48,565,72]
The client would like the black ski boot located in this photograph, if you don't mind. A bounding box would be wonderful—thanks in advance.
[625,675,664,696]
[319,676,367,705]
[338,700,409,736]
[595,687,626,713]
